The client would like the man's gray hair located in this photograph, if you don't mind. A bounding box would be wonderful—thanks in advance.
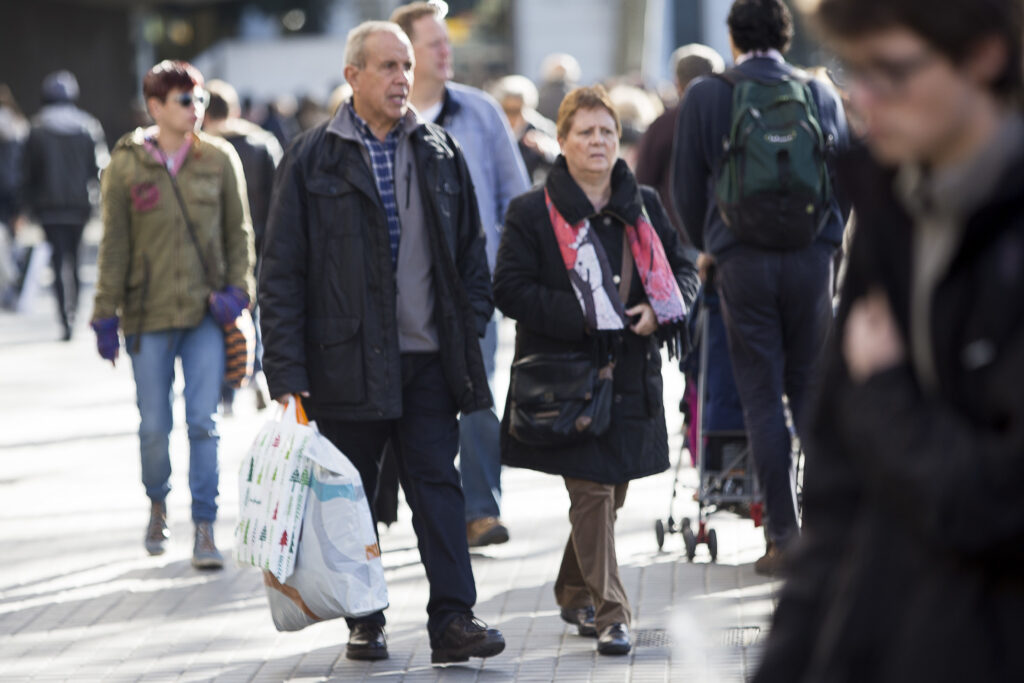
[344,21,410,68]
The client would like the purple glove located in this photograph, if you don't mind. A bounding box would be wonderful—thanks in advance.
[91,316,120,363]
[209,285,249,325]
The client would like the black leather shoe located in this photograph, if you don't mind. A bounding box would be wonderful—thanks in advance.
[559,606,597,637]
[431,613,505,664]
[597,623,631,655]
[346,623,388,661]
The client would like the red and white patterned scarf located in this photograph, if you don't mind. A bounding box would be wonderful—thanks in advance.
[546,188,688,333]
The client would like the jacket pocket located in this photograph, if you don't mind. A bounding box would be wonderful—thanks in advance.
[307,175,363,236]
[306,316,366,405]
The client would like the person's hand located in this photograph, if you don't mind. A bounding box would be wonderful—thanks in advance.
[90,316,120,366]
[843,290,905,383]
[208,285,249,325]
[626,303,658,337]
[697,252,715,284]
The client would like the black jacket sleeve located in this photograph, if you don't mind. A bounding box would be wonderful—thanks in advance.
[450,139,494,337]
[257,141,311,401]
[670,79,718,252]
[493,193,587,341]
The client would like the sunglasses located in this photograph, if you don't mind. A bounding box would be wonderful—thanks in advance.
[172,91,207,107]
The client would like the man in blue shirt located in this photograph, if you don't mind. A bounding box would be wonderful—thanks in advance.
[672,0,850,575]
[392,1,530,549]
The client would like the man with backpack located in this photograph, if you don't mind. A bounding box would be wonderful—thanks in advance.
[671,0,849,574]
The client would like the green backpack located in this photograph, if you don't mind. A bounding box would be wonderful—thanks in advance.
[714,69,833,249]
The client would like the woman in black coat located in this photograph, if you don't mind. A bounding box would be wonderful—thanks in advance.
[492,85,699,656]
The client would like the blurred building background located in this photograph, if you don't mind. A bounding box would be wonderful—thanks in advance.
[0,0,823,143]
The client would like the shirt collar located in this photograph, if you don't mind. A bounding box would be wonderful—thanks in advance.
[347,102,401,143]
[735,49,784,66]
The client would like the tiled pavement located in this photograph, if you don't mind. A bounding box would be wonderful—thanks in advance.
[0,244,779,681]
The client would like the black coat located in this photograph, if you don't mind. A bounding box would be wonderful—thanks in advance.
[755,146,1024,683]
[493,157,699,484]
[259,119,492,422]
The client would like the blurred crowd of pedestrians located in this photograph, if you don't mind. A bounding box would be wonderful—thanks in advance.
[4,0,1024,679]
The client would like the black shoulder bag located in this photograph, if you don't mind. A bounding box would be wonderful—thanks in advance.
[508,233,632,447]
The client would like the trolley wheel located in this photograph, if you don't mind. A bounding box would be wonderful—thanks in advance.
[655,519,666,550]
[682,524,697,561]
[707,528,718,562]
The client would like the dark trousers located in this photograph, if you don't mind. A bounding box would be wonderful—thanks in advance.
[317,353,476,642]
[716,243,833,546]
[42,223,85,335]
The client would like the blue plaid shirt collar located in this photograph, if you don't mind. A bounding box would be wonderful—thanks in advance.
[347,103,403,269]
[347,103,403,147]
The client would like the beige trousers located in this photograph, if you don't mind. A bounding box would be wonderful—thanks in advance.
[554,477,631,630]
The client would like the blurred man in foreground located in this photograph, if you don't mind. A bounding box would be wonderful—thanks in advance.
[755,0,1024,680]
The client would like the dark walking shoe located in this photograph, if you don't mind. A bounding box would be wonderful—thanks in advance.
[144,501,169,556]
[191,521,224,569]
[754,541,784,576]
[466,517,510,547]
[597,623,631,655]
[560,605,597,637]
[431,614,505,664]
[346,623,388,661]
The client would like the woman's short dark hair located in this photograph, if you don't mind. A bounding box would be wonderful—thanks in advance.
[142,60,203,102]
[813,0,1023,100]
[727,0,794,54]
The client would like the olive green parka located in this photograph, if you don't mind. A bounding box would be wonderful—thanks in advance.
[92,128,255,334]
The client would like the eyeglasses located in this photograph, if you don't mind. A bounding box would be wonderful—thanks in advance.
[834,51,938,99]
[172,91,207,107]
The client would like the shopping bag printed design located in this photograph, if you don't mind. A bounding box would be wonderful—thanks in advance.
[234,398,315,582]
[263,451,389,631]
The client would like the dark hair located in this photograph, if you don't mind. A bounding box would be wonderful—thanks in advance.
[814,0,1023,100]
[556,84,621,140]
[206,91,229,120]
[204,80,239,121]
[390,1,442,42]
[727,0,794,54]
[142,60,203,102]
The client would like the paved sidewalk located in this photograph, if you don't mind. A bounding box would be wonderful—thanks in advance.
[0,269,779,681]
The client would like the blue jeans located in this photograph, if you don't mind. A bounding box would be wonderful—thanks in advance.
[458,317,502,521]
[127,315,224,522]
[716,243,833,547]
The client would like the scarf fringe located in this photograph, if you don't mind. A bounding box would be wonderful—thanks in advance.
[656,320,690,361]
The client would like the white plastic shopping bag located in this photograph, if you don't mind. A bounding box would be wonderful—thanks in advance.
[263,422,389,631]
[234,396,315,582]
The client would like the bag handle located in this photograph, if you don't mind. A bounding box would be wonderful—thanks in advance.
[277,394,309,425]
[618,231,632,304]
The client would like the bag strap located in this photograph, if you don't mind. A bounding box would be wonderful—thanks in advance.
[161,157,220,291]
[618,231,632,304]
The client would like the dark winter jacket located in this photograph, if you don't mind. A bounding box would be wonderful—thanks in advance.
[634,103,687,242]
[754,146,1024,683]
[259,109,493,423]
[24,103,107,226]
[214,119,282,255]
[671,56,849,258]
[494,157,699,484]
